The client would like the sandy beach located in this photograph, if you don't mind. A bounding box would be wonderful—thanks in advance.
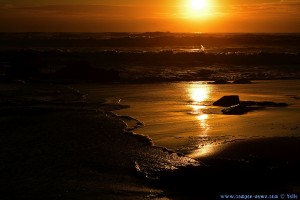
[1,83,300,200]
[0,83,200,200]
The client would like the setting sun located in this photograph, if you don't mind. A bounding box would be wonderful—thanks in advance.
[184,0,213,19]
[190,0,207,11]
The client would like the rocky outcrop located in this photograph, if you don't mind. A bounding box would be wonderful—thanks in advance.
[213,95,240,107]
[222,104,248,115]
[241,101,288,107]
[208,79,230,84]
[214,95,288,115]
[233,79,252,84]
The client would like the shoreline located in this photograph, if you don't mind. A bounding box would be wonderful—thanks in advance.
[1,82,300,199]
[109,111,187,156]
[105,85,300,198]
[0,82,199,200]
[99,88,300,198]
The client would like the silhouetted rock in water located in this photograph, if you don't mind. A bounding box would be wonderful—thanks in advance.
[52,61,120,83]
[233,78,252,84]
[213,95,240,107]
[222,104,251,115]
[208,79,230,84]
[216,98,289,115]
[241,101,288,107]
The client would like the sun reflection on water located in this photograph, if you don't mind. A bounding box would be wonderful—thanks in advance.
[189,84,209,103]
[187,83,215,157]
[188,143,215,158]
[197,113,208,121]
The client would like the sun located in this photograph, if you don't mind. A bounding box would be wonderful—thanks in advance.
[184,0,212,19]
[180,0,215,20]
[182,0,216,21]
[190,0,207,11]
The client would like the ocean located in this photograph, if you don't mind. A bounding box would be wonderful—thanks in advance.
[1,32,299,82]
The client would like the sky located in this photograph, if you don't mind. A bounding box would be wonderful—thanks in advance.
[0,0,300,32]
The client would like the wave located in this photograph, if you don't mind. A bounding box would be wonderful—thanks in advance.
[1,32,300,47]
[2,48,300,66]
[1,33,300,83]
[1,32,300,66]
[1,48,299,83]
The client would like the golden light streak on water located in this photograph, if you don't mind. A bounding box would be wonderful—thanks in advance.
[187,83,214,157]
[188,143,215,158]
[188,84,209,103]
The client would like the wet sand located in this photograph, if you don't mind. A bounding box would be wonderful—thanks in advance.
[1,83,300,200]
[0,83,197,200]
[149,137,300,199]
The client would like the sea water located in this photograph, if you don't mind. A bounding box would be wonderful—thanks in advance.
[2,32,299,159]
[76,79,300,159]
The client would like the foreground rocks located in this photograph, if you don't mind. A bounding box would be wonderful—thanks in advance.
[213,95,288,115]
[213,95,240,107]
[221,104,250,115]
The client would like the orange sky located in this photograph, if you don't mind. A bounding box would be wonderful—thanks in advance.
[0,0,299,32]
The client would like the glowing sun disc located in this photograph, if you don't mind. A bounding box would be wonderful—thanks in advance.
[190,0,206,10]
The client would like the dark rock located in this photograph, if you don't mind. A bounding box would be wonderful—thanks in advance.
[233,79,252,84]
[241,101,288,107]
[258,101,288,107]
[222,104,249,115]
[208,79,230,84]
[213,95,240,107]
[274,102,288,107]
[240,101,257,106]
